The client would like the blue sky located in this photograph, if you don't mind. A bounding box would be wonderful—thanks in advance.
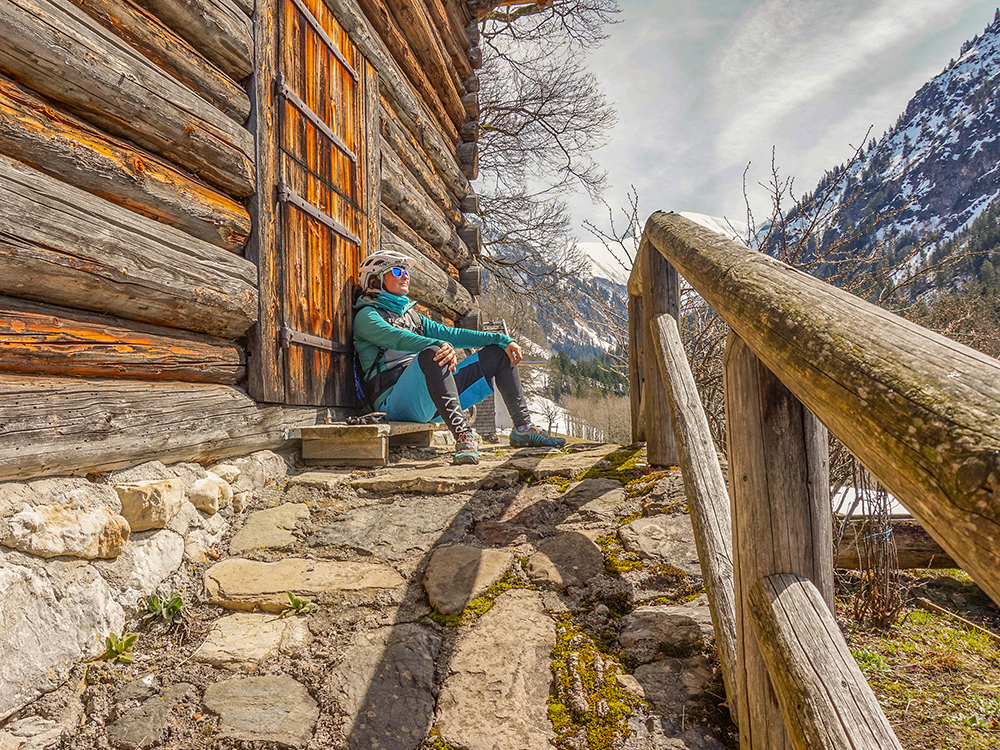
[570,0,1000,236]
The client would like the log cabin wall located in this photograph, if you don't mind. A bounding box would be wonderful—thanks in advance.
[0,0,491,479]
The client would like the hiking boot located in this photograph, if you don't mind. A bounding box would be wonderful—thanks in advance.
[509,423,566,448]
[455,430,480,465]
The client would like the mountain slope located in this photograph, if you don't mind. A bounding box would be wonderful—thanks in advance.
[778,10,1000,276]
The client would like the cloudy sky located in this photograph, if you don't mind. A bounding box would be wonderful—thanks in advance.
[569,0,999,238]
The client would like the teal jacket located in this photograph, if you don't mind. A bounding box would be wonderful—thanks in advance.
[353,292,514,405]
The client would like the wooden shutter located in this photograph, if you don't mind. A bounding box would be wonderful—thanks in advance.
[250,0,379,407]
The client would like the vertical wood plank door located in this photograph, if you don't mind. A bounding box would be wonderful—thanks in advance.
[274,0,371,405]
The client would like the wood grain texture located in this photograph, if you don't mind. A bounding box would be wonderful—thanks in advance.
[724,333,832,750]
[130,0,253,80]
[628,292,644,442]
[66,0,250,123]
[320,0,472,200]
[749,574,903,750]
[0,0,255,197]
[381,144,474,269]
[381,101,463,224]
[245,0,284,403]
[0,374,333,481]
[0,154,257,340]
[0,74,250,252]
[835,518,955,570]
[651,312,738,724]
[0,296,244,383]
[354,0,458,140]
[640,240,679,466]
[644,210,1000,606]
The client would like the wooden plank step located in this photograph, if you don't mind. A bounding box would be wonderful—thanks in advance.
[300,421,437,466]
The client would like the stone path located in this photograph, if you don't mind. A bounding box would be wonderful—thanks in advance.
[2,441,735,750]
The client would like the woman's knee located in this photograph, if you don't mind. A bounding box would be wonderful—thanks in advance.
[417,345,442,368]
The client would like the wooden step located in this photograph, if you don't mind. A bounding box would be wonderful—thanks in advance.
[299,422,438,466]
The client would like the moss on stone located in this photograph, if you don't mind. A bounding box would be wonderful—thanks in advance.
[596,533,643,575]
[548,616,647,750]
[428,571,536,628]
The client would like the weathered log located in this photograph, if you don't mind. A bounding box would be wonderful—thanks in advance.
[460,119,480,141]
[382,232,474,320]
[457,222,482,256]
[467,45,483,69]
[628,292,644,442]
[643,210,1000,607]
[130,0,253,80]
[639,241,678,466]
[245,0,283,402]
[459,265,482,296]
[463,73,480,93]
[0,154,257,340]
[750,574,904,750]
[381,207,456,275]
[651,313,738,724]
[0,296,244,383]
[355,0,459,140]
[0,0,255,197]
[67,0,250,123]
[461,91,479,118]
[324,0,472,200]
[388,0,468,108]
[835,518,956,570]
[230,0,253,16]
[425,0,474,81]
[460,194,480,214]
[465,17,479,46]
[0,375,333,481]
[458,307,482,331]
[725,332,832,750]
[380,107,462,224]
[0,75,250,252]
[457,140,478,180]
[380,146,474,269]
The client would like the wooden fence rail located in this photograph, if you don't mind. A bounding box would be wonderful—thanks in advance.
[629,210,1000,749]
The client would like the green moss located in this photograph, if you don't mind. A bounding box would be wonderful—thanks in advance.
[421,727,459,750]
[548,616,647,750]
[595,534,643,575]
[429,571,535,628]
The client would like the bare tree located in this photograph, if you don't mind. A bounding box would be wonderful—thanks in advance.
[474,0,619,303]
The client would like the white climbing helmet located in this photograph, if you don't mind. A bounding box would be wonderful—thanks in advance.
[359,249,413,290]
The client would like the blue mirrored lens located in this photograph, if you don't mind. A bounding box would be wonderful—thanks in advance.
[390,267,408,277]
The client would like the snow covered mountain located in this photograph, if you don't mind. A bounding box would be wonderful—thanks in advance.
[777,10,1000,272]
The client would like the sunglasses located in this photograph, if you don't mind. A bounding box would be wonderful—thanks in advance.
[387,267,408,278]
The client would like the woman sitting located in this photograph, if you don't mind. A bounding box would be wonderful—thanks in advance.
[353,250,565,464]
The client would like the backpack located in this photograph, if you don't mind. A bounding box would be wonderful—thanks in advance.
[353,305,424,410]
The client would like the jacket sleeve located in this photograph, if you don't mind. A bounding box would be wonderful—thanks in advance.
[422,318,515,350]
[353,307,443,353]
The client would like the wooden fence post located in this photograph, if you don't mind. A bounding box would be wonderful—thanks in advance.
[724,332,833,750]
[628,291,645,442]
[640,241,679,466]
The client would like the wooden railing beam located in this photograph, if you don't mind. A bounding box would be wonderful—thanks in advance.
[643,210,1000,607]
[651,312,738,723]
[749,574,904,750]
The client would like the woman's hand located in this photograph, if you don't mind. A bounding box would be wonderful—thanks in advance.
[433,342,458,372]
[505,341,523,366]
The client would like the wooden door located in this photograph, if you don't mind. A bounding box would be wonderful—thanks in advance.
[250,0,379,407]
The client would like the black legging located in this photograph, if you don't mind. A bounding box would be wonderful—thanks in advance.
[418,344,532,436]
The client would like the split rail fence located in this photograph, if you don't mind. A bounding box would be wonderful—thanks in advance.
[628,211,1000,750]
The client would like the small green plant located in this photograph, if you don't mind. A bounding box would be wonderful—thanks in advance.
[280,591,317,618]
[102,632,138,663]
[142,589,185,625]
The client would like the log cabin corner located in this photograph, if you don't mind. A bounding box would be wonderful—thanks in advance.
[0,0,504,481]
